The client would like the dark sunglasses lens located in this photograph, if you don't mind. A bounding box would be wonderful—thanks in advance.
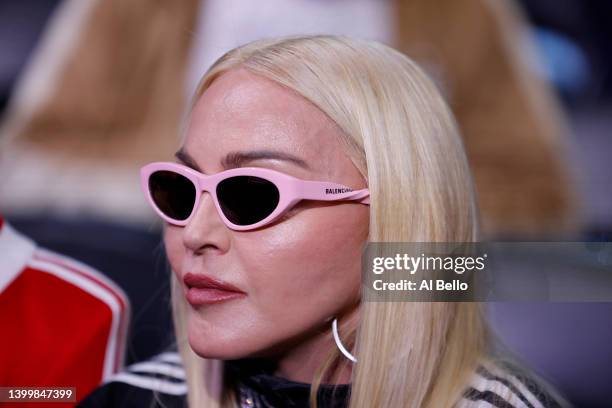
[149,171,196,221]
[217,176,280,226]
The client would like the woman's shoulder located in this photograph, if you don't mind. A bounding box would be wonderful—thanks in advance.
[77,351,188,408]
[457,360,567,408]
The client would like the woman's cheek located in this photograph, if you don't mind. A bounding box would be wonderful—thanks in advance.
[241,212,360,310]
[163,226,184,273]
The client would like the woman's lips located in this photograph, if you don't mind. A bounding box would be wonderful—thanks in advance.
[183,272,246,306]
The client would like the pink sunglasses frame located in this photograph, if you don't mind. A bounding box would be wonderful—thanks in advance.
[140,162,370,231]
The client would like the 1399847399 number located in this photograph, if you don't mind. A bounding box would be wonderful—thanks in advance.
[0,387,76,402]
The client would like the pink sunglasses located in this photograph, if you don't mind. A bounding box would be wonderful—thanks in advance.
[140,162,370,231]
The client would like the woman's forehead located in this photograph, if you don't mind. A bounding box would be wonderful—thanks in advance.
[183,69,348,174]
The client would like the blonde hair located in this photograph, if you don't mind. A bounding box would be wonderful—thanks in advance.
[169,35,562,408]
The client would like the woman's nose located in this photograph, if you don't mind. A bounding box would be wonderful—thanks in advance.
[182,192,229,253]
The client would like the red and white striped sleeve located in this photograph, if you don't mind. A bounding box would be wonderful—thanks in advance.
[0,217,131,403]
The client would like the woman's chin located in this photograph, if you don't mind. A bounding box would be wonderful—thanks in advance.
[187,327,253,360]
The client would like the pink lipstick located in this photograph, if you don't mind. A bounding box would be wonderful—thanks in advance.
[183,272,246,306]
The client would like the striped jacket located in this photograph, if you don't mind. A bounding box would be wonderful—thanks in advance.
[0,217,130,404]
[78,350,565,408]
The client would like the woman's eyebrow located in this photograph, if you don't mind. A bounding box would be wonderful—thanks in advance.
[222,150,311,170]
[174,148,311,171]
[174,149,202,171]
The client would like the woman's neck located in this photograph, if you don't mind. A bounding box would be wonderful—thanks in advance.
[272,311,357,384]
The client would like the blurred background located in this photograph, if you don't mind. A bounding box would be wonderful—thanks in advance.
[0,0,610,406]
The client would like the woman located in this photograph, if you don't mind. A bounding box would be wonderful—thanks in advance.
[80,35,568,408]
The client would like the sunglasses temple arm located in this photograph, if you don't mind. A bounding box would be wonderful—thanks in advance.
[298,181,370,205]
